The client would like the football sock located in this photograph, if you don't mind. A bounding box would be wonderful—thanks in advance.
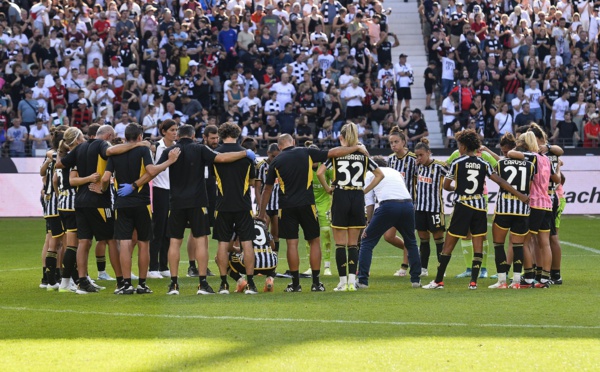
[321,226,332,262]
[62,246,77,279]
[461,239,473,270]
[482,240,489,269]
[171,276,178,285]
[45,251,58,285]
[124,278,132,286]
[247,274,255,286]
[541,270,551,283]
[139,278,146,287]
[291,270,300,287]
[348,273,356,285]
[189,260,196,268]
[434,238,444,262]
[524,268,535,283]
[220,275,228,284]
[311,270,320,285]
[512,244,524,278]
[96,255,106,272]
[493,243,507,275]
[42,267,46,282]
[419,240,431,269]
[335,244,347,277]
[535,266,542,282]
[470,253,483,283]
[550,269,561,280]
[116,276,124,289]
[436,254,451,283]
[60,278,70,288]
[274,241,280,252]
[401,263,409,270]
[347,245,358,277]
[199,275,207,284]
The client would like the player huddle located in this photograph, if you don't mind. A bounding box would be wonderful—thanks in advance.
[37,119,565,295]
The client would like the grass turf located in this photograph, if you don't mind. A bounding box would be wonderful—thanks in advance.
[1,216,599,370]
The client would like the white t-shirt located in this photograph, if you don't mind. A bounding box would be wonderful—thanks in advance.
[441,96,456,124]
[393,62,412,87]
[342,86,366,107]
[365,167,412,206]
[495,112,514,135]
[441,57,456,80]
[524,88,542,109]
[114,122,127,139]
[271,82,296,107]
[511,96,528,115]
[552,97,570,121]
[571,101,587,116]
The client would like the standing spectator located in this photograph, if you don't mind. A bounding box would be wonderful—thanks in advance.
[394,53,413,118]
[6,118,27,157]
[18,89,39,131]
[583,113,600,147]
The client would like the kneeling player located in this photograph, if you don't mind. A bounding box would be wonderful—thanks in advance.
[228,219,278,293]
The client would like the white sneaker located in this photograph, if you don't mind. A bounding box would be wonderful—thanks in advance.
[130,272,139,280]
[46,283,59,291]
[97,271,115,281]
[59,283,77,293]
[422,281,444,289]
[411,281,422,288]
[302,268,312,276]
[355,282,369,289]
[488,281,508,289]
[420,268,429,277]
[159,270,171,277]
[333,282,348,292]
[393,268,407,277]
[89,278,106,290]
[147,271,163,279]
[323,268,332,276]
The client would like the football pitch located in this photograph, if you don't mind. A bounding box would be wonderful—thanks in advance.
[1,216,599,371]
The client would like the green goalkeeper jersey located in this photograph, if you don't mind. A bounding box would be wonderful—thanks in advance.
[313,167,333,206]
[446,149,498,168]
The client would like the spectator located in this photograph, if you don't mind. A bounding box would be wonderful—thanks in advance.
[29,119,51,153]
[583,113,600,147]
[6,118,27,157]
[551,111,581,146]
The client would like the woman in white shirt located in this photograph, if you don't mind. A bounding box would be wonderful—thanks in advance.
[570,91,588,132]
[494,102,514,137]
[142,104,161,140]
[140,84,156,115]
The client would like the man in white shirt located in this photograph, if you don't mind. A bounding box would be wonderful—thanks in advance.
[357,156,421,289]
[524,80,543,121]
[237,87,262,114]
[552,89,571,130]
[442,91,459,130]
[510,87,529,116]
[393,53,413,116]
[271,73,296,107]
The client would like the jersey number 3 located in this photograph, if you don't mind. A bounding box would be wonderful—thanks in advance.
[464,169,479,194]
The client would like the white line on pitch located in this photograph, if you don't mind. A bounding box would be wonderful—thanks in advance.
[0,306,599,330]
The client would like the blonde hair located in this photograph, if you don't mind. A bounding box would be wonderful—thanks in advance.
[518,131,539,153]
[340,122,359,146]
[59,127,83,153]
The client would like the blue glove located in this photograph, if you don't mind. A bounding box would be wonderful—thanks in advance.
[117,183,135,197]
[245,149,256,162]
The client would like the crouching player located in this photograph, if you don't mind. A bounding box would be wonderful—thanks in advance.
[228,219,278,293]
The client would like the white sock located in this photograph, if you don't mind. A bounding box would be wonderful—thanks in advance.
[497,272,507,283]
[60,278,70,288]
[339,276,347,284]
[324,261,330,269]
[513,273,521,284]
[348,274,356,284]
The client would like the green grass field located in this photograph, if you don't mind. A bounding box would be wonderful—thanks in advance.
[1,216,600,371]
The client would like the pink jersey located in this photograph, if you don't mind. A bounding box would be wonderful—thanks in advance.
[556,183,565,198]
[529,153,553,210]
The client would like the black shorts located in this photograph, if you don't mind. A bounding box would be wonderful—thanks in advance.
[425,82,434,95]
[228,253,276,277]
[45,216,64,238]
[549,194,558,236]
[415,211,445,233]
[331,190,366,229]
[76,207,114,241]
[59,210,77,232]
[397,87,412,100]
[115,205,153,241]
[447,203,487,238]
[493,213,529,236]
[266,209,278,217]
[529,207,552,234]
[168,207,210,239]
[279,204,320,240]
[213,210,255,242]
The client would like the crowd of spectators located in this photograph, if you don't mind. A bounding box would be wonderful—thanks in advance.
[0,0,439,157]
[420,0,600,148]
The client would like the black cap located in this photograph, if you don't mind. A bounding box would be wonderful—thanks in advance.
[399,53,407,58]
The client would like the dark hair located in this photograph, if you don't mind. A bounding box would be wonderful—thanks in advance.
[125,123,143,141]
[204,124,218,136]
[241,137,256,150]
[218,122,241,140]
[160,119,177,135]
[414,137,430,152]
[87,123,101,137]
[371,155,387,167]
[178,124,196,138]
[267,143,280,153]
[499,132,516,149]
[528,122,547,141]
[304,140,319,149]
[389,126,407,141]
[50,126,67,151]
[455,129,481,151]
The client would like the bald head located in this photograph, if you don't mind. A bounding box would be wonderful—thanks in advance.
[277,134,294,149]
[96,125,115,140]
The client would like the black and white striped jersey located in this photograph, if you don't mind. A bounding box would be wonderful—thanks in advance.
[43,155,55,197]
[415,160,448,213]
[56,167,76,212]
[43,195,59,218]
[546,152,559,193]
[232,220,278,270]
[387,151,417,198]
[325,151,378,189]
[446,155,494,211]
[494,158,535,216]
[257,160,280,211]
